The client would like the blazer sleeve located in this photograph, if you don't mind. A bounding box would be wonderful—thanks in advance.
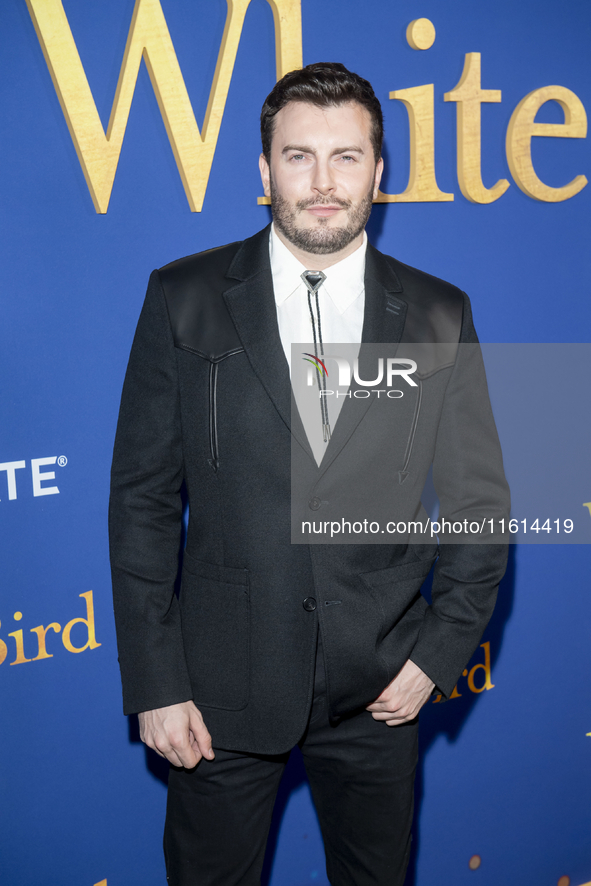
[409,294,510,697]
[109,270,193,715]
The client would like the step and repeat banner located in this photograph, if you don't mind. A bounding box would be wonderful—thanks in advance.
[2,1,590,884]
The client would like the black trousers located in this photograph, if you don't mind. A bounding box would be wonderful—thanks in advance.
[164,635,418,886]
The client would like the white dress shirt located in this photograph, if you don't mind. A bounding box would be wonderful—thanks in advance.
[269,224,367,463]
[270,223,367,373]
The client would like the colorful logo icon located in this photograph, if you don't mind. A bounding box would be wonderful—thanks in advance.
[302,352,328,376]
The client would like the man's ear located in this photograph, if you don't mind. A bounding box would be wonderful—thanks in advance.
[372,157,384,200]
[259,153,271,197]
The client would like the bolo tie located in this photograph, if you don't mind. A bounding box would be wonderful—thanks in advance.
[301,270,331,443]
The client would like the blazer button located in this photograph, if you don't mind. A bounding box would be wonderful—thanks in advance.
[302,597,317,612]
[309,497,321,510]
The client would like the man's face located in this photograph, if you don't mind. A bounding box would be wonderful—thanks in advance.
[259,101,383,257]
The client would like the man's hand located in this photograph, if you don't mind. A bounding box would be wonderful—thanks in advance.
[138,701,214,768]
[366,660,435,726]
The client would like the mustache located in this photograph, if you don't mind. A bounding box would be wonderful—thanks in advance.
[296,196,352,210]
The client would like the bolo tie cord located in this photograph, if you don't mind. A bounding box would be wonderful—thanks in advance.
[302,270,331,443]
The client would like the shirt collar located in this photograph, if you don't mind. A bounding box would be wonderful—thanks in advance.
[270,224,367,315]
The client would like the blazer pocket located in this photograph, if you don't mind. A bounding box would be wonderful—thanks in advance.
[180,552,250,711]
[359,556,436,626]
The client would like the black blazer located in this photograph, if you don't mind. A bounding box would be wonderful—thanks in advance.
[109,225,509,755]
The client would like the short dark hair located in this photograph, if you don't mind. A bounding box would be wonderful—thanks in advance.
[260,62,384,163]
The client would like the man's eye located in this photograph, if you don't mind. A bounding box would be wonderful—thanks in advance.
[290,154,305,161]
[340,155,355,162]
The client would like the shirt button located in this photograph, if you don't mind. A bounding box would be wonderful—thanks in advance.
[309,497,321,510]
[302,597,317,612]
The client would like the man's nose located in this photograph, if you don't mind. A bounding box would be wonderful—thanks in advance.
[311,158,336,195]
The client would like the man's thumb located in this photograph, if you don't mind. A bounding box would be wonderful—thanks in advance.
[189,709,215,760]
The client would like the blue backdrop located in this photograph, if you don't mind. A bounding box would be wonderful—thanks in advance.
[2,1,590,885]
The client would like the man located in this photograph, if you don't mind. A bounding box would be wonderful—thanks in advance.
[109,63,509,885]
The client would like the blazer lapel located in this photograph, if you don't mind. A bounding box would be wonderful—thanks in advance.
[222,226,313,459]
[361,242,406,345]
[222,229,409,470]
[315,243,408,475]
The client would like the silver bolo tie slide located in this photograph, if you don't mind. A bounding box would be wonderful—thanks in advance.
[301,270,331,443]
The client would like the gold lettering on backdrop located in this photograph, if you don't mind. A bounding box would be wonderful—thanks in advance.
[30,623,62,661]
[583,502,591,517]
[444,53,510,204]
[375,84,454,203]
[406,18,436,52]
[433,642,494,702]
[26,0,302,212]
[467,641,494,693]
[0,625,8,666]
[62,592,101,653]
[2,594,101,664]
[8,612,32,665]
[506,85,588,202]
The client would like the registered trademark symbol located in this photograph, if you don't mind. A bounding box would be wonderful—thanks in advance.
[57,455,67,467]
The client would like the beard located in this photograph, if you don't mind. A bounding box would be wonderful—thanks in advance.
[270,175,375,256]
